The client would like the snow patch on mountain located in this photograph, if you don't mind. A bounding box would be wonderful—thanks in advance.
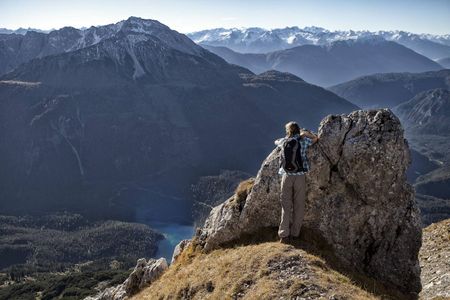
[125,34,148,79]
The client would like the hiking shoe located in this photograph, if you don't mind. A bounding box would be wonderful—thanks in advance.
[279,237,290,244]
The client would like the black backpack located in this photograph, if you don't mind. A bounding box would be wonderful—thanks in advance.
[280,137,306,173]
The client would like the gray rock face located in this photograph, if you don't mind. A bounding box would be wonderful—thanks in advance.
[198,109,422,296]
[85,257,168,300]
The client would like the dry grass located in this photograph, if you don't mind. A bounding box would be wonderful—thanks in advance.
[227,178,254,210]
[131,242,378,300]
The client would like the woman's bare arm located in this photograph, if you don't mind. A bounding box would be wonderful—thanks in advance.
[300,129,319,144]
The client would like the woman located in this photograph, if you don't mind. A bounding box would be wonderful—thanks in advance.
[275,121,318,243]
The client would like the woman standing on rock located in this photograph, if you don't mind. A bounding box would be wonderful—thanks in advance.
[275,121,318,244]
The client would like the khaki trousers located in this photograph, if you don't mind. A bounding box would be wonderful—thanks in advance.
[278,173,306,238]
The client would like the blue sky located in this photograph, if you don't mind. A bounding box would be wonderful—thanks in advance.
[0,0,449,34]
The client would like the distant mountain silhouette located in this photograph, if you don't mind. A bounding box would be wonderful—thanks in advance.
[329,69,450,108]
[0,18,357,222]
[203,39,443,87]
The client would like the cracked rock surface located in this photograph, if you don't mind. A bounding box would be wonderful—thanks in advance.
[198,109,422,296]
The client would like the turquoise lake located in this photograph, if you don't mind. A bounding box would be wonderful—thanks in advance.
[146,221,195,262]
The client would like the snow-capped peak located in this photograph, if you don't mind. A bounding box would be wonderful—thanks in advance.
[302,26,328,34]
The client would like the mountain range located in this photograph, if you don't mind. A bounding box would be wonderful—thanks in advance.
[2,24,447,88]
[203,39,442,87]
[188,27,450,60]
[0,17,357,223]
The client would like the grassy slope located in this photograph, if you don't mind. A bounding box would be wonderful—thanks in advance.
[132,242,377,300]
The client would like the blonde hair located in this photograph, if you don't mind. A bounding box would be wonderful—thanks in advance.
[285,121,300,138]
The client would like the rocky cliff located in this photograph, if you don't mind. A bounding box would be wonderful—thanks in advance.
[196,109,422,297]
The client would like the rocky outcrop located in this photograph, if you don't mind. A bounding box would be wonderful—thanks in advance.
[85,257,168,300]
[197,109,422,296]
[171,239,190,264]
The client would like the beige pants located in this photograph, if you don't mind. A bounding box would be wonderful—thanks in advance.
[278,173,306,238]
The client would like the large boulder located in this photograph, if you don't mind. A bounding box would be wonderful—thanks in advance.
[197,109,422,296]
